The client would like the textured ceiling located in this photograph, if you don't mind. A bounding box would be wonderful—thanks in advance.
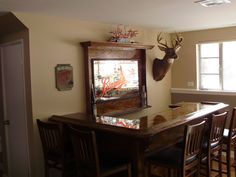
[0,0,236,32]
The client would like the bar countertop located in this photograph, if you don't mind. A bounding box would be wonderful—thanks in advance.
[49,102,228,138]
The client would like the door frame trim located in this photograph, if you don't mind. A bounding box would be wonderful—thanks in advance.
[0,39,31,177]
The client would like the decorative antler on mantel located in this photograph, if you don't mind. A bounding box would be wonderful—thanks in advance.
[153,33,183,81]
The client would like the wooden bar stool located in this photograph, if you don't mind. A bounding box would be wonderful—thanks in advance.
[146,120,206,177]
[68,126,132,177]
[201,112,228,177]
[214,108,236,177]
[37,119,75,177]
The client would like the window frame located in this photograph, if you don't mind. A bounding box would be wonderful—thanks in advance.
[197,41,229,91]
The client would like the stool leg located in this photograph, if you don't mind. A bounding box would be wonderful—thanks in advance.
[45,162,49,177]
[218,148,222,177]
[127,164,132,177]
[207,153,211,177]
[148,162,152,177]
[234,142,236,176]
[196,161,201,177]
[167,168,171,177]
[226,143,231,177]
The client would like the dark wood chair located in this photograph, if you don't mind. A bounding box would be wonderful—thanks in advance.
[146,120,206,177]
[37,119,75,177]
[68,126,132,177]
[213,108,236,177]
[201,111,228,177]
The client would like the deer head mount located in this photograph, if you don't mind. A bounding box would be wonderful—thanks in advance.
[153,33,183,81]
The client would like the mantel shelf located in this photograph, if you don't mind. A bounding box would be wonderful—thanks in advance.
[80,41,154,50]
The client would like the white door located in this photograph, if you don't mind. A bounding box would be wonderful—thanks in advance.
[0,40,30,177]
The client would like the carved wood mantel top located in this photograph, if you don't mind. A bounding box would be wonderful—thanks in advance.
[49,102,228,138]
[80,41,154,50]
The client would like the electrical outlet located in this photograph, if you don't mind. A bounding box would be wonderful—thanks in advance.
[187,81,194,87]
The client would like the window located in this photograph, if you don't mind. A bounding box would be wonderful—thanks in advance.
[198,41,236,91]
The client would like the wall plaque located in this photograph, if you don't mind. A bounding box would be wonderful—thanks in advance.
[55,64,73,91]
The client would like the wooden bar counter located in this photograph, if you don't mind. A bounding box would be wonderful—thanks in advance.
[49,102,228,177]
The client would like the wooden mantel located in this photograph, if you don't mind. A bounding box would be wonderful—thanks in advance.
[80,41,154,116]
[80,41,154,50]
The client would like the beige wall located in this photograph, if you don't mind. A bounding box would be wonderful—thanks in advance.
[14,12,172,177]
[172,26,236,89]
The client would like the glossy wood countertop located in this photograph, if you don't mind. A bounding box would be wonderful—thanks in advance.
[49,102,228,138]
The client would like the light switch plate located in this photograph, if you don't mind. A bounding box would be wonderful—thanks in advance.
[187,82,194,87]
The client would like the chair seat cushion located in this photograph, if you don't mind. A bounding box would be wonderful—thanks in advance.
[202,135,220,151]
[101,159,130,177]
[47,151,63,162]
[147,147,197,168]
[147,147,182,167]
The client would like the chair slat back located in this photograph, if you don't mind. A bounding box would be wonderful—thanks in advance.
[184,120,206,160]
[183,120,206,176]
[37,119,63,157]
[210,112,228,146]
[69,127,100,177]
[229,108,236,139]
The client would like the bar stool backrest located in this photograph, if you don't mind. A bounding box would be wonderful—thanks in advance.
[69,127,100,177]
[209,112,228,149]
[182,120,206,176]
[37,119,64,159]
[37,119,78,177]
[228,108,236,140]
[69,126,132,177]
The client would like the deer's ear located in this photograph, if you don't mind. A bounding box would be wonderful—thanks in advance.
[158,45,166,51]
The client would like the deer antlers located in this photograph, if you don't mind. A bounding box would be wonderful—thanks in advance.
[157,33,169,48]
[172,33,183,51]
[157,33,183,50]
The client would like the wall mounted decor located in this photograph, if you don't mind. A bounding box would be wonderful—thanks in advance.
[153,33,183,81]
[55,64,73,91]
